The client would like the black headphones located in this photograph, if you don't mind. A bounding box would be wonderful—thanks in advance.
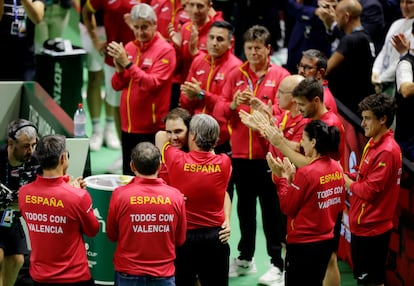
[8,122,38,140]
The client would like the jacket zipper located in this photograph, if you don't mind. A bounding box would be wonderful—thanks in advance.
[357,203,365,224]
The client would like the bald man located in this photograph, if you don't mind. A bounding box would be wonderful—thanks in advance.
[240,74,307,158]
[325,0,376,114]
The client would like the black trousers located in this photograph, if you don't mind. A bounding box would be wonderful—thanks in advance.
[175,227,230,286]
[286,239,334,286]
[232,158,285,270]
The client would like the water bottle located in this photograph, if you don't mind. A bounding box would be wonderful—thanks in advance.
[74,103,86,138]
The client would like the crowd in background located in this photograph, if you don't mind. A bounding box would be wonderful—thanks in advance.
[0,0,412,286]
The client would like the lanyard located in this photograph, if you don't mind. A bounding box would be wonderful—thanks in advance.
[279,111,289,132]
[13,0,18,22]
[357,139,372,180]
[352,26,364,33]
[170,0,175,25]
[5,160,25,192]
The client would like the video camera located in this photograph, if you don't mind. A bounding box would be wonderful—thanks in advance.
[0,182,16,209]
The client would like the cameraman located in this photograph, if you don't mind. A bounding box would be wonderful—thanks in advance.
[0,119,39,286]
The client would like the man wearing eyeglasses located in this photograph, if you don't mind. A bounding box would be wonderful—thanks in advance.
[0,119,39,286]
[18,134,99,286]
[297,49,338,115]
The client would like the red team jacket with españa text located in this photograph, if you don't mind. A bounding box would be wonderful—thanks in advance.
[275,156,345,244]
[162,143,231,230]
[107,176,186,277]
[18,176,99,283]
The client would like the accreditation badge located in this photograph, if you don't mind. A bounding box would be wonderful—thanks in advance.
[0,209,14,227]
[10,21,19,35]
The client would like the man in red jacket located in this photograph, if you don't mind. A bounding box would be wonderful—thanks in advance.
[251,78,345,286]
[108,3,176,175]
[156,114,232,286]
[214,25,290,286]
[169,0,224,81]
[297,49,338,114]
[180,20,241,149]
[345,93,402,286]
[107,142,186,286]
[18,135,99,285]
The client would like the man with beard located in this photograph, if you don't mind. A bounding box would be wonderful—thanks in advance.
[0,119,39,286]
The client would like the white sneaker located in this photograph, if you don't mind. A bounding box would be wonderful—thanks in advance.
[258,264,284,286]
[89,131,103,152]
[229,258,257,278]
[106,156,123,174]
[104,126,121,150]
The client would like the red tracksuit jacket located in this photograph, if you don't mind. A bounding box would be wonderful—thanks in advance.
[179,11,223,80]
[349,130,402,236]
[112,34,176,134]
[214,61,290,159]
[19,176,99,283]
[276,156,345,244]
[107,176,186,277]
[180,50,242,145]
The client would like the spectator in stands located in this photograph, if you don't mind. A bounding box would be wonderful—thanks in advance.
[232,0,282,59]
[372,0,414,96]
[285,0,332,74]
[316,0,385,55]
[380,0,402,34]
[392,27,414,160]
[344,93,402,286]
[108,3,176,175]
[325,0,376,114]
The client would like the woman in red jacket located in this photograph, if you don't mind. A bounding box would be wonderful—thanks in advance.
[266,120,345,286]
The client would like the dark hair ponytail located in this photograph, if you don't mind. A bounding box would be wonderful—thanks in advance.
[304,120,340,156]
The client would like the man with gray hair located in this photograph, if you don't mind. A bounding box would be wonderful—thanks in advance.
[156,114,232,286]
[107,3,176,176]
[107,142,186,286]
[0,119,39,286]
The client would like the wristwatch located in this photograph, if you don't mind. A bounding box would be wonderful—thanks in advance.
[197,90,205,100]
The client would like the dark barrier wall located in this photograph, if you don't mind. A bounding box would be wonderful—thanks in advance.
[0,81,73,141]
[21,82,74,137]
[335,99,414,285]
